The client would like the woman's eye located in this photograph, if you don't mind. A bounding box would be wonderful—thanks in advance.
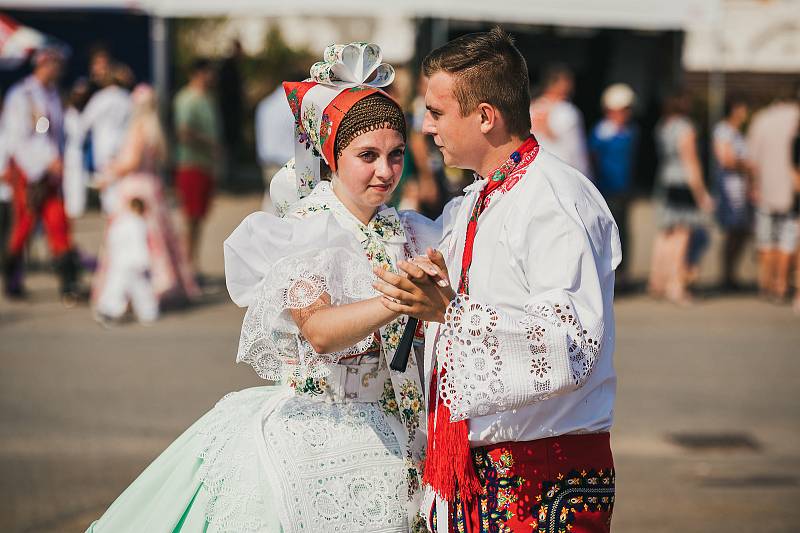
[359,152,377,162]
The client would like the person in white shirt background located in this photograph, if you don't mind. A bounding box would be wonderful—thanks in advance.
[80,62,134,214]
[530,64,592,177]
[62,78,91,219]
[374,28,620,533]
[94,196,157,325]
[254,81,296,212]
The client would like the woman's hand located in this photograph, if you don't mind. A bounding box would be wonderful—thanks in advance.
[372,248,454,323]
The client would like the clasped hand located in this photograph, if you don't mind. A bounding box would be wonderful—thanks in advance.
[372,248,455,323]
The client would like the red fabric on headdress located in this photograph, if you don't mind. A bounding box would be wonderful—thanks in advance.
[283,81,388,172]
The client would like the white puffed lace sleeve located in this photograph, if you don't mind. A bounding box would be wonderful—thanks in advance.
[437,190,620,422]
[224,211,377,381]
[399,209,442,254]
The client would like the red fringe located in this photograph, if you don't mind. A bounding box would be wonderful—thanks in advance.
[422,368,483,502]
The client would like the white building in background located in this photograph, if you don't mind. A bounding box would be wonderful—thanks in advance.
[684,0,800,73]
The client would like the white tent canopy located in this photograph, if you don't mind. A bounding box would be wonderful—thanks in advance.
[1,0,716,31]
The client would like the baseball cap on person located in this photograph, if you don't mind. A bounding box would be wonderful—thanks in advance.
[602,83,635,111]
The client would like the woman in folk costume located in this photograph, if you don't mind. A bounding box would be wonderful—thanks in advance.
[86,43,434,533]
[91,83,199,315]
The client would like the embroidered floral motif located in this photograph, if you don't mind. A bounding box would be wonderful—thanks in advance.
[319,112,332,148]
[471,447,525,533]
[531,469,615,533]
[289,376,329,396]
[302,103,322,157]
[371,211,406,240]
[379,377,399,414]
[483,141,540,210]
[287,86,301,122]
[440,456,614,533]
[449,299,499,339]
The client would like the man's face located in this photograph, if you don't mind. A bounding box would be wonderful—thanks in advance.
[38,57,63,85]
[607,107,631,125]
[552,74,574,100]
[422,71,482,171]
[90,52,110,83]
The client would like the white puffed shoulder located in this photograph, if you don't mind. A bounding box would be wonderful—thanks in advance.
[224,210,364,307]
[399,210,442,255]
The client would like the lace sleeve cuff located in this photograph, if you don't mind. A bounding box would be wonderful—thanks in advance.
[437,294,604,421]
[236,247,377,381]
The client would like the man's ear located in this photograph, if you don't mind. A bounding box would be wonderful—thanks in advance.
[478,103,498,134]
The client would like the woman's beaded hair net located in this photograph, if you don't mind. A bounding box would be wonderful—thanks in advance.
[333,93,406,163]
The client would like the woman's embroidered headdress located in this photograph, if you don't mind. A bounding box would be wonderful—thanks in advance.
[270,42,404,215]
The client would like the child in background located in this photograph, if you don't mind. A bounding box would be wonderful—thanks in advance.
[94,197,157,325]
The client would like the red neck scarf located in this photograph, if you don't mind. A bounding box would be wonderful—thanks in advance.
[423,136,540,504]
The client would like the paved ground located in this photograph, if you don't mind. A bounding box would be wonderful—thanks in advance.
[1,194,799,532]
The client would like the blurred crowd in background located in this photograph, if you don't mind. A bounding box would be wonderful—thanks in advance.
[0,6,799,327]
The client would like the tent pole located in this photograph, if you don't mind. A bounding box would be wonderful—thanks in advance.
[150,16,169,125]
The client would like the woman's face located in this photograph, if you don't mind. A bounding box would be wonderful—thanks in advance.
[333,127,405,222]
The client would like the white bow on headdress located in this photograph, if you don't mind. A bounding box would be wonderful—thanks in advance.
[270,42,395,216]
[310,42,395,88]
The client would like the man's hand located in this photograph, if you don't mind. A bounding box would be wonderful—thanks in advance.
[373,249,455,323]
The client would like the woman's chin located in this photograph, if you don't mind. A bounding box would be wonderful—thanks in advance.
[364,188,393,205]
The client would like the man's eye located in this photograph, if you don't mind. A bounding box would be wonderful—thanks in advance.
[390,149,405,158]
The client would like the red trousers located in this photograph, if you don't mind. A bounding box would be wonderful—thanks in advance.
[6,161,71,257]
[436,433,615,533]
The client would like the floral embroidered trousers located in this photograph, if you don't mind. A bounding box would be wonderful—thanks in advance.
[435,433,615,533]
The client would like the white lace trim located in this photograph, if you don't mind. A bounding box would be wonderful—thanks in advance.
[197,389,281,532]
[438,294,604,421]
[236,246,377,381]
[262,396,409,533]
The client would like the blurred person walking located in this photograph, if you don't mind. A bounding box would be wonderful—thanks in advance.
[530,64,591,176]
[81,63,134,214]
[173,58,221,278]
[747,90,800,302]
[0,47,82,302]
[94,197,157,325]
[0,104,10,271]
[589,83,638,286]
[648,91,714,305]
[92,84,199,314]
[62,78,91,219]
[712,96,752,291]
[792,129,800,313]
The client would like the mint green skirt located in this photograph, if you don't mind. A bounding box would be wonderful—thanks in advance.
[86,386,286,533]
[85,385,411,533]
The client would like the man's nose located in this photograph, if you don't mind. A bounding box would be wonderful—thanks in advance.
[422,111,436,136]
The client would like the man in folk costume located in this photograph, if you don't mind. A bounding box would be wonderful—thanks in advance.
[374,29,621,532]
[1,47,81,300]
